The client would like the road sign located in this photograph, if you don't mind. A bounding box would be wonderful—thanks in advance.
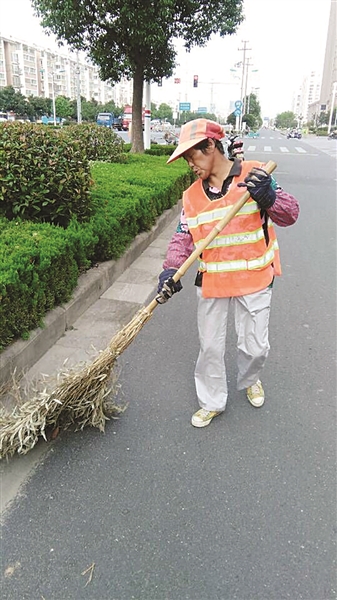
[235,100,243,109]
[197,107,207,113]
[234,108,242,117]
[179,102,191,111]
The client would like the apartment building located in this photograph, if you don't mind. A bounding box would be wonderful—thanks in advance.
[0,34,133,106]
[292,71,321,121]
[319,0,337,112]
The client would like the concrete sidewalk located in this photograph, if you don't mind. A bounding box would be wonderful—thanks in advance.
[0,202,181,402]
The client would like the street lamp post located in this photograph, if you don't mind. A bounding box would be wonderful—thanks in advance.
[51,68,66,125]
[51,72,56,126]
[76,51,82,124]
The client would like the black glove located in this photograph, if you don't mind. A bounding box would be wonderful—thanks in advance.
[227,135,244,160]
[157,268,182,303]
[237,167,276,209]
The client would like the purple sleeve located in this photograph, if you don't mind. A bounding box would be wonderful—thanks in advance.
[162,209,195,269]
[267,188,300,227]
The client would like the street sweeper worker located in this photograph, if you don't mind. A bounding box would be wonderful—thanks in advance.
[157,118,299,428]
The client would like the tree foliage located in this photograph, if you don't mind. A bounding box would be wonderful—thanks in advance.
[0,86,29,116]
[227,93,262,130]
[275,111,297,129]
[55,95,74,119]
[32,0,244,152]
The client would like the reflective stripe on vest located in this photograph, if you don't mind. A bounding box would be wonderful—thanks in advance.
[199,239,279,273]
[185,201,259,230]
[195,223,274,250]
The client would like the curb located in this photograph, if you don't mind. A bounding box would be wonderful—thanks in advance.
[0,201,181,387]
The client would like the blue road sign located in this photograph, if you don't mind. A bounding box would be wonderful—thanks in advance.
[234,109,242,117]
[197,107,207,113]
[179,102,191,111]
[235,100,242,109]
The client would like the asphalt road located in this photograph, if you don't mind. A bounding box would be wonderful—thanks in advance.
[1,130,336,600]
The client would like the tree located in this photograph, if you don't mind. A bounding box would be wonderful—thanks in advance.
[156,103,173,122]
[0,86,28,115]
[32,0,243,152]
[28,95,52,118]
[275,111,297,129]
[240,93,262,130]
[55,95,73,119]
[318,111,329,126]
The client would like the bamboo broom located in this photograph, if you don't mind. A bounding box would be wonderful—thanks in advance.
[0,160,277,459]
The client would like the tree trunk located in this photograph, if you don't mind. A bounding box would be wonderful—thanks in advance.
[131,64,144,153]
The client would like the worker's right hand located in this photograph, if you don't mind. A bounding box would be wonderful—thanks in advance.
[227,135,244,160]
[156,268,182,304]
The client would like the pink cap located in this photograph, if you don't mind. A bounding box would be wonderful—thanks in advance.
[167,119,225,164]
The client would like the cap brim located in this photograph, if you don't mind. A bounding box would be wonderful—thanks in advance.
[166,136,208,164]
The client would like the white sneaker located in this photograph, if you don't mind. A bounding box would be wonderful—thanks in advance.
[191,408,222,428]
[246,380,265,407]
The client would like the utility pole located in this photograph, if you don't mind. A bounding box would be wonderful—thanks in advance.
[243,57,253,115]
[238,40,251,130]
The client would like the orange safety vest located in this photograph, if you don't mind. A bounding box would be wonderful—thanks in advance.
[183,160,282,298]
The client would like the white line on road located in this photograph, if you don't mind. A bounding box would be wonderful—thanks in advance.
[264,146,272,151]
[295,147,306,153]
[280,147,289,152]
[247,146,256,151]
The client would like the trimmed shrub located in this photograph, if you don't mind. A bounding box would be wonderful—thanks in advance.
[145,144,178,156]
[0,218,78,349]
[123,143,177,156]
[0,121,92,226]
[316,128,328,136]
[0,155,194,349]
[63,123,126,163]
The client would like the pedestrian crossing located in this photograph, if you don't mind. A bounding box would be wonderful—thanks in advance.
[246,145,309,154]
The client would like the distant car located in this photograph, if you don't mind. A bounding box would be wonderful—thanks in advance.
[247,131,259,138]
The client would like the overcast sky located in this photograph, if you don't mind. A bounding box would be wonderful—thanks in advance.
[0,0,332,118]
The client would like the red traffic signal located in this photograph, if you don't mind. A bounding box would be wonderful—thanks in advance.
[193,75,198,88]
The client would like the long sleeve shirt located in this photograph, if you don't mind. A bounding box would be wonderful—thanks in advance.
[163,159,299,271]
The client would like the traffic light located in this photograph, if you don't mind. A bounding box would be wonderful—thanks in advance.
[193,75,198,88]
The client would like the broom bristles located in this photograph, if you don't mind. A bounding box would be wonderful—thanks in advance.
[0,306,154,460]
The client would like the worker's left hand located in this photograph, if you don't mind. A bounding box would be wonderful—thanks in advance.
[157,268,182,304]
[238,167,276,209]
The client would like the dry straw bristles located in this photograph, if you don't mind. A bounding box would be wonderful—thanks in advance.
[0,306,153,460]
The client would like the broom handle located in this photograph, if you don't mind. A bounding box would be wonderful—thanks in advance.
[145,160,277,314]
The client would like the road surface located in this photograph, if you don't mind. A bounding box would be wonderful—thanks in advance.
[1,129,336,600]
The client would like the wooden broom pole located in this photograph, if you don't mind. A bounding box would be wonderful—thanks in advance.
[145,160,277,313]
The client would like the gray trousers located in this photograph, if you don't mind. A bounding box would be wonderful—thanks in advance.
[194,286,272,412]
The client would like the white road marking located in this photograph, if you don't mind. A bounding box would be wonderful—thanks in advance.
[247,145,256,151]
[295,147,306,153]
[280,147,289,152]
[264,146,272,151]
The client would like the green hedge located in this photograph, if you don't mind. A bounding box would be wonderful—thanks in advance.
[0,122,126,227]
[62,123,126,162]
[0,122,93,226]
[0,155,193,350]
[123,143,177,156]
[0,218,79,347]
